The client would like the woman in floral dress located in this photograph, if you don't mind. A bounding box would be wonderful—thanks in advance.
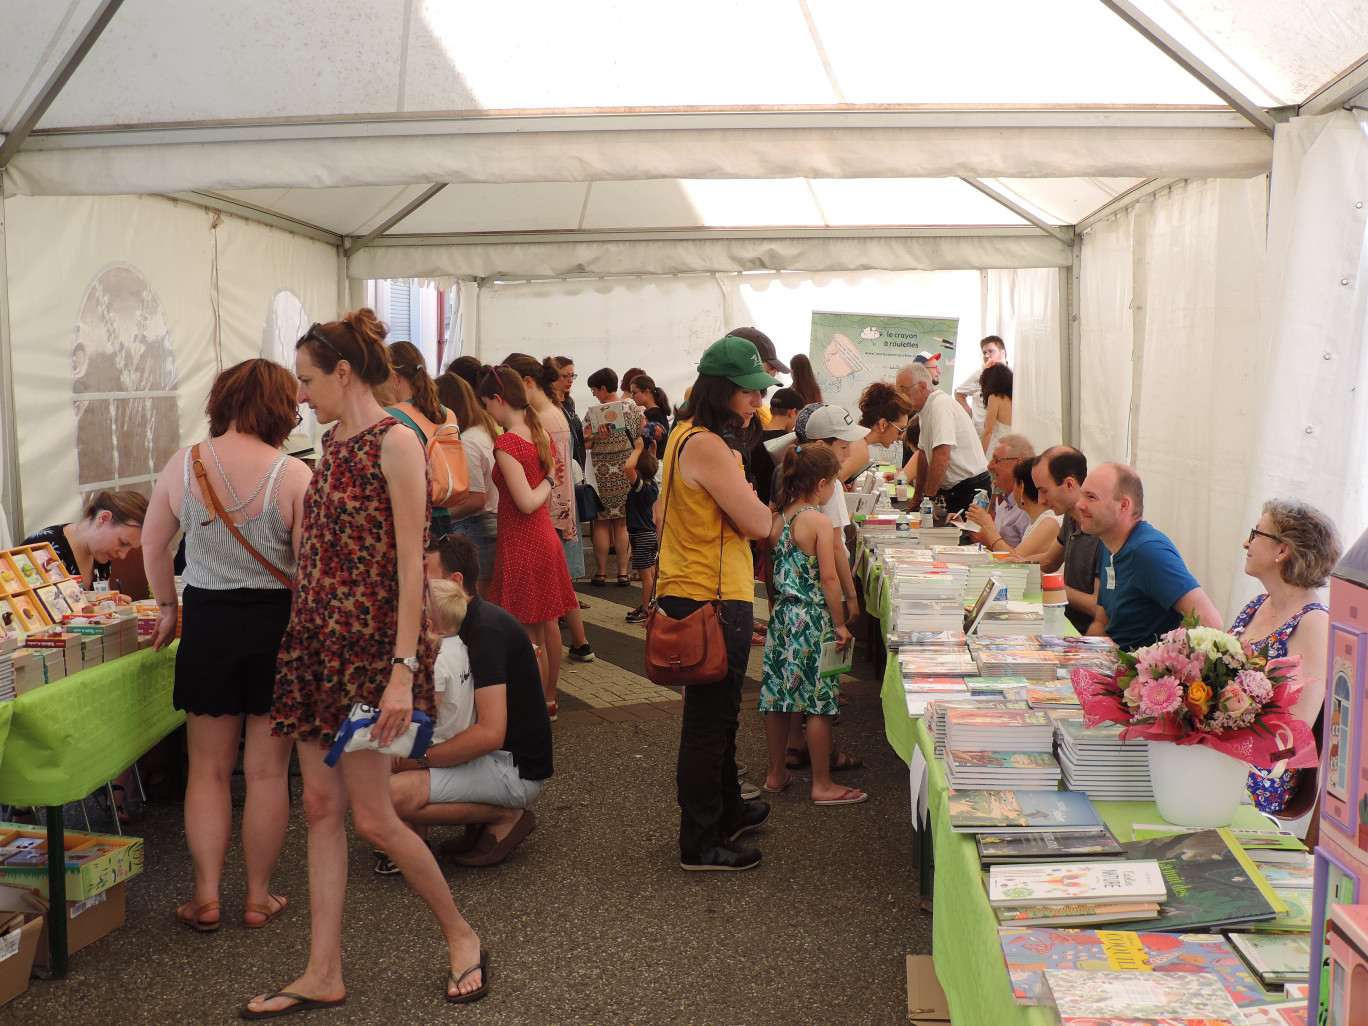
[245,310,487,1016]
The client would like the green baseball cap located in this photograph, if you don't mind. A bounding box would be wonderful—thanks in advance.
[698,336,782,390]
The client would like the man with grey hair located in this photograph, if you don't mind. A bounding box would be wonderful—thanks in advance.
[964,433,1034,548]
[901,362,991,515]
[1075,461,1222,648]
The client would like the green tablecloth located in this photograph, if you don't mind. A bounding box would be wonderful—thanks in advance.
[0,644,182,806]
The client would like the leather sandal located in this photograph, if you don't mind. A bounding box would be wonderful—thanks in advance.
[176,898,221,932]
[243,893,288,929]
[590,574,607,587]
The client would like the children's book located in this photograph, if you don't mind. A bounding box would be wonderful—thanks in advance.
[1242,887,1312,933]
[948,788,1105,833]
[994,901,1160,928]
[584,400,636,434]
[1119,828,1286,931]
[1226,932,1312,985]
[1043,967,1245,1024]
[818,637,853,678]
[988,860,1166,907]
[998,926,1266,1006]
[1239,1002,1309,1026]
[976,827,1125,864]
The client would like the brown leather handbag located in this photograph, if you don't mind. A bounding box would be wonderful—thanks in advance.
[644,430,729,686]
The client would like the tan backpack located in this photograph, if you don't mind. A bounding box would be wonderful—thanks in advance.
[385,403,471,509]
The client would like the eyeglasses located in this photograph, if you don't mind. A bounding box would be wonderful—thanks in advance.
[302,323,345,361]
[294,411,303,426]
[559,372,577,381]
[1248,527,1283,545]
[988,455,1021,466]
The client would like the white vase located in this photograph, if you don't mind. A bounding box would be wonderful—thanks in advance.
[1146,740,1250,829]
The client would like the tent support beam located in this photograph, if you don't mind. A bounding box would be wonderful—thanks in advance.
[0,181,22,541]
[1076,178,1177,232]
[1096,0,1274,136]
[362,225,1066,247]
[0,0,126,169]
[1059,238,1083,449]
[344,185,447,258]
[1300,57,1368,117]
[165,192,342,247]
[958,178,1072,245]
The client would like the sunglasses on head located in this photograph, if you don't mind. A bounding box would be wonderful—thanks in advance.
[302,323,345,361]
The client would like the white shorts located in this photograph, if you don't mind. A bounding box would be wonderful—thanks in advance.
[427,749,543,808]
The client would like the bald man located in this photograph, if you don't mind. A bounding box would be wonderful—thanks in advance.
[1075,461,1221,648]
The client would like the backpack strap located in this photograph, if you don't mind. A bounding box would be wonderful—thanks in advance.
[385,405,429,446]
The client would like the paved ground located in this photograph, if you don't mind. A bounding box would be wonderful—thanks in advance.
[6,574,930,1025]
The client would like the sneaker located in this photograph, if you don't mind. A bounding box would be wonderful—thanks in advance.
[728,801,771,842]
[739,778,761,801]
[546,700,558,722]
[625,606,649,624]
[680,842,762,872]
[568,643,595,662]
[735,762,748,777]
[373,851,400,876]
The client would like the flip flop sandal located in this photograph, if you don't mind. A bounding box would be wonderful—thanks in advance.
[785,747,812,770]
[750,632,766,646]
[830,751,864,772]
[451,810,538,867]
[176,898,221,932]
[578,600,590,609]
[243,894,288,929]
[447,947,490,1003]
[761,773,792,793]
[240,992,347,1019]
[813,787,868,807]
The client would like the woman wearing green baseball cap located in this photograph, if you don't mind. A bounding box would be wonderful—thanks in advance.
[659,335,779,872]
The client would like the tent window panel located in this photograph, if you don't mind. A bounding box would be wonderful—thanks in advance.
[388,280,412,341]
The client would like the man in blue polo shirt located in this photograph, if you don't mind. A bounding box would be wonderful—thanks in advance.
[1075,461,1222,649]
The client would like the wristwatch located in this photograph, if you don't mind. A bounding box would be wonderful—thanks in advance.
[390,655,420,673]
[416,756,431,770]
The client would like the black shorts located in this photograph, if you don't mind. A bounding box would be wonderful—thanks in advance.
[629,529,659,571]
[174,585,293,717]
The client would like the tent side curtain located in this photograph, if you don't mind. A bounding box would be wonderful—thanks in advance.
[349,234,1072,281]
[1237,110,1368,620]
[7,124,1274,198]
[1079,175,1269,623]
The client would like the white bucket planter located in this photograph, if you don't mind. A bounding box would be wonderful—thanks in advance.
[1146,740,1250,829]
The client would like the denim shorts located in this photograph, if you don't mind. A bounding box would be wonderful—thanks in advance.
[428,749,543,808]
[447,512,497,581]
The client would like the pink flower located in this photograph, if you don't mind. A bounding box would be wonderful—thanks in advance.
[1139,676,1184,717]
[1221,681,1253,717]
[1236,669,1272,703]
[1123,678,1145,708]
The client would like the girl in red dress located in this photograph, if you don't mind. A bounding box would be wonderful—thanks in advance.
[476,365,578,715]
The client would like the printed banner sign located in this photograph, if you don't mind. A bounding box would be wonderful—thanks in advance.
[808,311,958,404]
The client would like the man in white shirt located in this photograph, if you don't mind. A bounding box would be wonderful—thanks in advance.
[903,363,991,515]
[955,335,1008,436]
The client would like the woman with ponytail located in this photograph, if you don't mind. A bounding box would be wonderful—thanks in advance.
[476,365,578,715]
[248,309,487,1013]
[627,374,670,429]
[386,341,461,538]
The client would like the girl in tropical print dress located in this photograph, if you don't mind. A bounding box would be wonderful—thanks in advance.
[758,444,863,807]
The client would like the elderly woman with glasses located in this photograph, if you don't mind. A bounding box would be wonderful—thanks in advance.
[1231,499,1342,814]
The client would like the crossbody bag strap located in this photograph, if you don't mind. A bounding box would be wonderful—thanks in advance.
[649,428,724,607]
[190,443,295,591]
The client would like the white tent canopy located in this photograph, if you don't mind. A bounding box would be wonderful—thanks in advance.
[2,0,1368,620]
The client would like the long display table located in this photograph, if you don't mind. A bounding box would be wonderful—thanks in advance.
[0,643,182,975]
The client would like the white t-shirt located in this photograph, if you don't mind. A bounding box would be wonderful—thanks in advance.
[917,390,989,489]
[432,635,476,743]
[955,367,986,435]
[459,425,498,516]
[819,486,851,531]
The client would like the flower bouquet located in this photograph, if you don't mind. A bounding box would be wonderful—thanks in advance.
[1070,617,1317,771]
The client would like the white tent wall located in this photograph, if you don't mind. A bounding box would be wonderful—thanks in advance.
[984,268,1063,451]
[1235,110,1368,621]
[1079,176,1269,622]
[1,192,339,536]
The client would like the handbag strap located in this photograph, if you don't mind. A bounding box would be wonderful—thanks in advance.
[649,427,723,609]
[190,443,295,591]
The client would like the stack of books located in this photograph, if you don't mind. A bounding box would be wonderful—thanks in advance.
[885,628,963,651]
[964,675,1031,697]
[986,860,1168,921]
[977,827,1125,867]
[1043,968,1245,1025]
[944,705,1055,786]
[964,561,1032,602]
[1227,932,1312,989]
[973,603,1047,637]
[1039,635,1121,673]
[898,646,979,679]
[947,788,1105,834]
[1054,718,1153,800]
[903,676,971,716]
[972,646,1059,681]
[1024,684,1081,709]
[945,748,1060,789]
[928,701,1032,757]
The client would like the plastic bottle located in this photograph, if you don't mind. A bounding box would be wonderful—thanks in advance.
[896,510,911,534]
[972,488,990,511]
[920,496,935,527]
[1042,572,1068,636]
[895,471,908,503]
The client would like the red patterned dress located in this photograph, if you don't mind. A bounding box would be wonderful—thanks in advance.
[489,431,577,624]
[272,417,436,744]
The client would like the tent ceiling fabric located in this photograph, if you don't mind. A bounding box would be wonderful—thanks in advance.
[1,0,1365,277]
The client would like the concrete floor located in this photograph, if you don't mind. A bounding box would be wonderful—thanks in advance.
[8,586,930,1025]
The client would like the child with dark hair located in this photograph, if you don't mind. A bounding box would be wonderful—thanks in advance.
[622,422,663,624]
[760,444,863,806]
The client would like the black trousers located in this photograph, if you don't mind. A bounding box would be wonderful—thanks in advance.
[661,596,754,857]
[938,471,992,517]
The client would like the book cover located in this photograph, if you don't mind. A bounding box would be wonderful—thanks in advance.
[948,750,1059,771]
[998,927,1266,1006]
[948,789,1105,833]
[1120,829,1286,931]
[988,860,1166,906]
[1243,887,1312,932]
[1227,932,1312,983]
[977,827,1124,863]
[1239,1002,1309,1026]
[1044,967,1244,1023]
[994,902,1160,928]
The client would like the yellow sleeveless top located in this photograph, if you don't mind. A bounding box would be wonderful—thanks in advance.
[657,426,755,602]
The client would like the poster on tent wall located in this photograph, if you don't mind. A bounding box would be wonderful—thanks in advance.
[807,311,958,403]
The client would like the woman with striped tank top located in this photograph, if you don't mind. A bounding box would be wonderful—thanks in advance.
[143,359,313,933]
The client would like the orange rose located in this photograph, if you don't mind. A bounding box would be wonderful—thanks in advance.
[1184,679,1213,716]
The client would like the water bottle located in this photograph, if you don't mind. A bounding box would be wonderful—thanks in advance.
[895,471,908,503]
[919,496,934,527]
[972,488,990,511]
[1042,572,1068,636]
[895,510,911,534]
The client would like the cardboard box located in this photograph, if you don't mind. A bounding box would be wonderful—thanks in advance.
[0,909,41,1006]
[906,956,950,1024]
[0,883,127,968]
[0,825,143,900]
